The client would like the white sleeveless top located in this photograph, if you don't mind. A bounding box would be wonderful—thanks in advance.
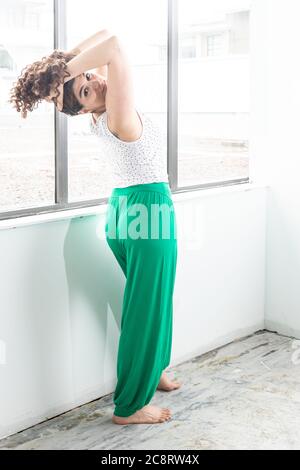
[89,107,169,188]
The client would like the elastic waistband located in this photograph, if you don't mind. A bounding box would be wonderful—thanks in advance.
[110,182,172,199]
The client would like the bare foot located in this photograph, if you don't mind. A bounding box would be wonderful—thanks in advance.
[157,371,182,391]
[112,405,171,425]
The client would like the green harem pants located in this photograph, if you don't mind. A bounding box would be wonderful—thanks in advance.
[105,181,178,417]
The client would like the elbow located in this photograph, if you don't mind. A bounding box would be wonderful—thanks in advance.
[110,34,119,44]
[103,29,116,41]
[105,28,114,36]
[109,35,121,56]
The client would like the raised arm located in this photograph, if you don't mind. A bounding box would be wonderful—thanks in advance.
[73,34,139,139]
[67,29,114,78]
[65,35,119,82]
[53,34,138,134]
[46,35,119,110]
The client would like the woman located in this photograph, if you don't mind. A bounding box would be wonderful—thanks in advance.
[9,30,181,425]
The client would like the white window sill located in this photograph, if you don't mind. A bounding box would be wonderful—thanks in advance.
[0,182,268,231]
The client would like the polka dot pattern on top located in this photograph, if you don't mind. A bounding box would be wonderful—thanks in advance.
[89,107,169,188]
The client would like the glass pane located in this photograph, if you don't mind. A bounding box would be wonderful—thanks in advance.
[178,0,250,188]
[66,0,168,201]
[207,34,224,56]
[0,0,55,213]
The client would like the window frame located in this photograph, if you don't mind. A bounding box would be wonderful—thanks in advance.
[0,0,249,222]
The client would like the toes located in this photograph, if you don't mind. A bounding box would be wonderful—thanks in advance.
[170,381,181,389]
[160,415,169,422]
[162,410,172,420]
[159,418,168,423]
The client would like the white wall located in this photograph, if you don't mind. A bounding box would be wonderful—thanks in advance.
[0,184,266,439]
[250,0,300,338]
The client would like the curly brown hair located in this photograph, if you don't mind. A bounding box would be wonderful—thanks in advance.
[9,49,83,118]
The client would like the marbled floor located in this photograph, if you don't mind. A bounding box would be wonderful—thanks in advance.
[1,330,300,450]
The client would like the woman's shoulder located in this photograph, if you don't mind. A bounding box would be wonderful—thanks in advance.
[90,107,147,142]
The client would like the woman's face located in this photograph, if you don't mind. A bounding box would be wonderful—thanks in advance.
[72,71,107,114]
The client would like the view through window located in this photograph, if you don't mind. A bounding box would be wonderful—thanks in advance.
[178,0,250,188]
[0,0,250,218]
[66,0,168,201]
[0,0,54,212]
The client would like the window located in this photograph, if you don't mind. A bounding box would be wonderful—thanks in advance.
[0,46,15,70]
[207,33,225,56]
[0,0,55,216]
[177,0,250,189]
[0,0,250,221]
[66,0,168,201]
[180,35,197,59]
[158,44,167,62]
